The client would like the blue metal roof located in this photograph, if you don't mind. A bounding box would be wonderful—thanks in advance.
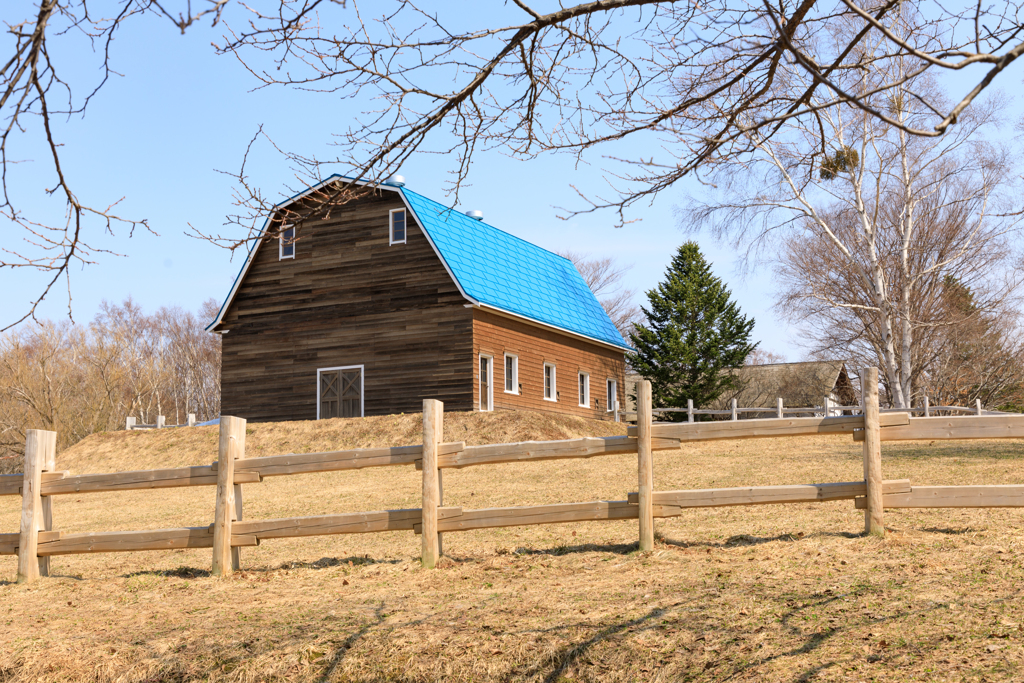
[401,188,630,351]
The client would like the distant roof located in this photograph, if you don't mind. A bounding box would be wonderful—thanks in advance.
[713,361,858,409]
[208,175,630,352]
[623,360,858,413]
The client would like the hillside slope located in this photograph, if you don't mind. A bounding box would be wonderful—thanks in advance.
[58,409,628,473]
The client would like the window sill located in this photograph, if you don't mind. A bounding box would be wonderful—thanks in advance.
[543,397,557,402]
[504,390,519,395]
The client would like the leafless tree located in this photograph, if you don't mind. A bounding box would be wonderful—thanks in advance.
[775,185,1022,408]
[745,348,787,366]
[558,250,642,337]
[0,0,229,331]
[687,18,1024,409]
[920,280,1024,409]
[0,297,221,469]
[8,0,1024,328]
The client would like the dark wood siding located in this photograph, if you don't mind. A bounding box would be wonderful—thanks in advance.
[472,309,626,421]
[218,190,474,421]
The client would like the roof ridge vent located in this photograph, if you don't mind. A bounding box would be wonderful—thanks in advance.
[385,174,406,187]
[465,209,484,221]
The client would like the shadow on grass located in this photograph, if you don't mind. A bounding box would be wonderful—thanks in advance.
[443,540,641,563]
[317,601,388,683]
[722,578,1013,680]
[518,540,638,557]
[919,526,978,535]
[275,555,406,571]
[125,566,211,579]
[659,532,803,549]
[120,554,408,582]
[658,527,868,550]
[502,607,666,683]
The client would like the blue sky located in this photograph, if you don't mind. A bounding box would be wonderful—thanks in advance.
[5,3,1003,359]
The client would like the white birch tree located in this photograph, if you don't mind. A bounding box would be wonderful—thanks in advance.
[688,18,1024,408]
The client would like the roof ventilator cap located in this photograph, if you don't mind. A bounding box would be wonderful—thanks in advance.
[385,175,406,187]
[465,209,484,221]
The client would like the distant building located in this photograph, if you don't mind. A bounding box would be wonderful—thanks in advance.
[207,175,630,422]
[624,361,858,416]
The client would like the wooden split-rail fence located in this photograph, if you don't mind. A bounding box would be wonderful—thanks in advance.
[620,395,999,422]
[4,367,1024,583]
[126,414,198,430]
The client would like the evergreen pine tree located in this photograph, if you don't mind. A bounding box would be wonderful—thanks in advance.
[628,242,757,420]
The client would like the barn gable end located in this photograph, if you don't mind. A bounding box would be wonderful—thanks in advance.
[216,189,474,421]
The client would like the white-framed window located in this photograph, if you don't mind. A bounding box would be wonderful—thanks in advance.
[543,363,557,402]
[279,224,296,260]
[578,372,590,407]
[606,378,617,412]
[479,354,493,411]
[390,208,407,245]
[317,365,364,419]
[504,353,519,394]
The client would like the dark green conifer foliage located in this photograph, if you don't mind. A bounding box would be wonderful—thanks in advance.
[628,242,756,421]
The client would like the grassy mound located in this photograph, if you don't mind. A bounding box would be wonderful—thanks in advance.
[58,410,628,473]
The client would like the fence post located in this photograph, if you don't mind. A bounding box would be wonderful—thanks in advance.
[824,396,830,417]
[213,416,245,577]
[231,429,247,572]
[188,413,196,428]
[37,433,56,577]
[17,430,54,584]
[421,399,443,568]
[637,380,654,551]
[437,468,445,557]
[777,397,783,419]
[687,398,693,423]
[125,416,136,430]
[862,367,883,536]
[976,398,983,416]
[924,396,930,418]
[157,415,166,429]
[730,398,737,421]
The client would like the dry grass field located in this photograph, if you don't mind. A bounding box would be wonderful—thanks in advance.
[2,411,1024,682]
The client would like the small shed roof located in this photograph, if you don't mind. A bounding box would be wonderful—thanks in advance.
[623,361,858,414]
[713,361,858,409]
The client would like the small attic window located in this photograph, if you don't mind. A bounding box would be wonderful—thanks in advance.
[390,208,406,245]
[279,225,295,260]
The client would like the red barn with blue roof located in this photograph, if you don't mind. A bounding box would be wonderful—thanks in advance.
[208,175,630,422]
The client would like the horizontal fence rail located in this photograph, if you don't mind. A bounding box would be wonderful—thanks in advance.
[4,368,1024,582]
[627,479,912,509]
[852,415,1024,442]
[854,485,1024,509]
[431,436,680,470]
[627,412,910,441]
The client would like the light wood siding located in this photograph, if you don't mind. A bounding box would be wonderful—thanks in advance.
[473,309,625,420]
[218,191,474,421]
